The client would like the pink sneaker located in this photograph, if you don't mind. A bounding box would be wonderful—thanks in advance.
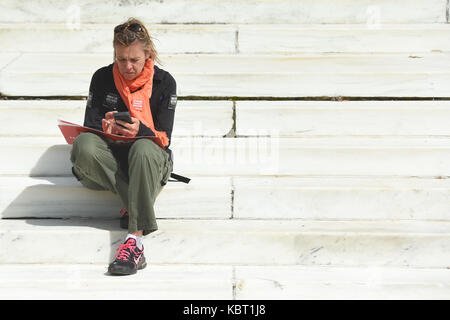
[108,238,146,275]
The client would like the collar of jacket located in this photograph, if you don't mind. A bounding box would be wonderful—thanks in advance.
[153,65,163,83]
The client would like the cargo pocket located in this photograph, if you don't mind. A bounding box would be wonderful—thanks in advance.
[72,166,106,191]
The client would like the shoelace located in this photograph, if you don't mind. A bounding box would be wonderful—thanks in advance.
[114,240,139,261]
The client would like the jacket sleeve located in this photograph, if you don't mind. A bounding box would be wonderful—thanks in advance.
[154,74,177,148]
[83,70,104,131]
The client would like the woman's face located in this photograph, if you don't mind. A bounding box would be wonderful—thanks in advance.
[114,41,150,81]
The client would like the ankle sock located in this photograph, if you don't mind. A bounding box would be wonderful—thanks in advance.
[125,234,143,250]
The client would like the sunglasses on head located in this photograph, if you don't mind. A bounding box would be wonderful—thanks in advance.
[114,23,143,34]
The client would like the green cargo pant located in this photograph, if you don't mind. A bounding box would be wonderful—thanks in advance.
[70,132,173,235]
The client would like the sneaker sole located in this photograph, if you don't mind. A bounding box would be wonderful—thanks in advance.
[108,257,147,276]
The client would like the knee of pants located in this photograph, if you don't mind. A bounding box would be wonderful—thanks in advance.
[71,133,103,167]
[128,139,164,164]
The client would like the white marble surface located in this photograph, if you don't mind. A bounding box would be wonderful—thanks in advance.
[4,136,450,176]
[0,0,445,24]
[0,100,233,137]
[0,176,231,219]
[2,53,450,97]
[0,264,448,299]
[2,175,450,221]
[1,218,450,267]
[236,100,450,136]
[235,265,450,299]
[3,24,450,54]
[5,52,450,75]
[0,53,20,70]
[239,24,450,53]
[233,176,450,220]
[0,23,236,54]
[0,264,233,300]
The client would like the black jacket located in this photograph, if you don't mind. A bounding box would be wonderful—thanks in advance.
[83,63,177,151]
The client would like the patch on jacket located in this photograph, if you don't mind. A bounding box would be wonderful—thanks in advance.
[102,92,119,110]
[169,94,177,110]
[86,91,93,108]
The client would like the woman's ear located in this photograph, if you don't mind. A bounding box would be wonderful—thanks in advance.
[144,49,151,60]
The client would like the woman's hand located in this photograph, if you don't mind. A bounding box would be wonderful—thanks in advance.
[102,111,119,135]
[102,111,140,137]
[115,116,140,137]
[102,111,140,138]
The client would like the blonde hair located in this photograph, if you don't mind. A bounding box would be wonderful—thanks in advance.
[113,18,161,65]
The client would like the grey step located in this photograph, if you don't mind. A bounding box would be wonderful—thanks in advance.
[3,136,450,176]
[0,264,448,299]
[2,24,450,54]
[0,100,233,137]
[1,0,445,24]
[1,218,449,267]
[0,176,231,219]
[2,53,450,97]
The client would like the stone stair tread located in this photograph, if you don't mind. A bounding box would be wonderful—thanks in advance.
[1,0,444,24]
[235,265,450,299]
[2,23,450,54]
[0,99,233,137]
[2,53,450,97]
[0,264,449,299]
[1,218,449,267]
[3,217,450,234]
[0,264,233,300]
[3,136,450,177]
[4,52,449,74]
[4,99,450,137]
[0,176,231,219]
[3,176,450,221]
[236,100,450,136]
[233,176,450,220]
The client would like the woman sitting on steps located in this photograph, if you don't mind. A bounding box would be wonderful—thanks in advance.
[70,18,178,275]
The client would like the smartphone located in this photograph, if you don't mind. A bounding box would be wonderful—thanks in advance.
[114,112,133,125]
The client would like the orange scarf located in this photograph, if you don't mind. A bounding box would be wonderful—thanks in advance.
[113,58,169,148]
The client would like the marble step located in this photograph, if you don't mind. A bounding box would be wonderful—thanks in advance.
[2,176,450,221]
[238,24,450,54]
[6,99,450,138]
[233,177,450,221]
[236,100,450,136]
[0,100,233,137]
[0,176,231,219]
[2,53,450,97]
[1,218,449,267]
[2,24,450,54]
[234,265,450,300]
[0,264,233,300]
[2,136,450,176]
[1,0,444,24]
[0,23,236,54]
[0,264,448,300]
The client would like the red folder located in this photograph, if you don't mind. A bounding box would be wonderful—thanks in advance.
[57,119,164,148]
